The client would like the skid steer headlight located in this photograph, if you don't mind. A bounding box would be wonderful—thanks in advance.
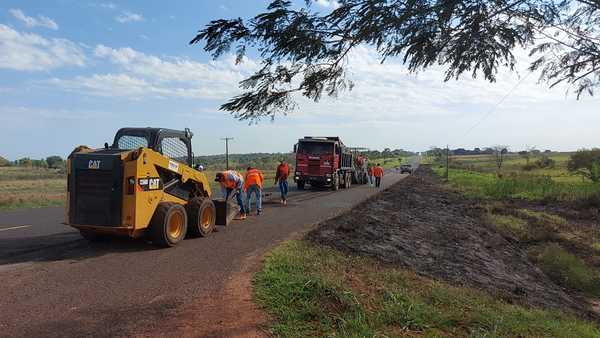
[127,177,136,195]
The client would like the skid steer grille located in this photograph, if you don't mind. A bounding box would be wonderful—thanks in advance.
[72,167,122,226]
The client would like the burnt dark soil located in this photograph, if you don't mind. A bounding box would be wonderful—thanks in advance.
[309,165,593,317]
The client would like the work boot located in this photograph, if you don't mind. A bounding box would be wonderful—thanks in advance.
[241,213,247,220]
[257,210,262,216]
[283,199,287,206]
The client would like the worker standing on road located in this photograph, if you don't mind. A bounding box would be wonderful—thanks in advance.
[367,165,374,186]
[373,164,384,188]
[275,159,290,205]
[244,166,264,216]
[215,170,247,220]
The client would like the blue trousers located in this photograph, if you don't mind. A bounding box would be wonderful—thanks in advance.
[246,184,262,212]
[226,188,246,214]
[278,179,289,200]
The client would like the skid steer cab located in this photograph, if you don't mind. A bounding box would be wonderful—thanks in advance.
[66,127,237,247]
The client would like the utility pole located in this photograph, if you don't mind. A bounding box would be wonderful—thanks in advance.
[445,144,449,181]
[221,137,234,170]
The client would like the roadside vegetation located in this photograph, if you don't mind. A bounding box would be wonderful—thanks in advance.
[0,167,66,210]
[431,152,600,300]
[433,152,600,204]
[255,241,600,337]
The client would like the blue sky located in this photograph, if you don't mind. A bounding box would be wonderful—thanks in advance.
[1,0,599,160]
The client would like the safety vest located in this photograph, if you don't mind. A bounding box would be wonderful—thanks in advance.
[222,170,243,189]
[244,168,264,190]
[373,166,384,177]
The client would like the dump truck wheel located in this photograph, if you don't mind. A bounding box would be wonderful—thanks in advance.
[150,202,188,247]
[187,198,216,237]
[297,180,305,190]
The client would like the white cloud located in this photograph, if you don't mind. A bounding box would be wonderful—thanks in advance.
[49,45,258,99]
[89,2,117,10]
[115,11,144,23]
[315,0,340,9]
[292,46,564,122]
[100,2,116,9]
[0,24,85,71]
[9,8,59,30]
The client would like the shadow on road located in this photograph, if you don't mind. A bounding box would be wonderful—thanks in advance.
[0,232,159,266]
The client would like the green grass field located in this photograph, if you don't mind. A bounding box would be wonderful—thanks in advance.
[433,153,600,202]
[254,241,600,337]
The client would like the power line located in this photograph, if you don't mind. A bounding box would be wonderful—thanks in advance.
[461,70,534,140]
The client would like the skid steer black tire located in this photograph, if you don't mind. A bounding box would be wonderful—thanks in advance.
[187,197,216,237]
[150,202,188,247]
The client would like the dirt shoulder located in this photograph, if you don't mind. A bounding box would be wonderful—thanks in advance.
[309,165,592,318]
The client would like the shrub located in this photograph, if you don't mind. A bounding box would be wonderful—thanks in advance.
[535,156,555,169]
[536,243,600,297]
[521,163,537,171]
[568,149,600,182]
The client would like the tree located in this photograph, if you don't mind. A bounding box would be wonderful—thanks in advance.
[518,146,537,164]
[567,149,600,183]
[16,158,32,167]
[492,146,509,172]
[191,0,600,120]
[0,156,9,167]
[518,150,531,164]
[46,156,64,169]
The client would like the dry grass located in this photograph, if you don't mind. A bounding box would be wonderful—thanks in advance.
[0,175,66,210]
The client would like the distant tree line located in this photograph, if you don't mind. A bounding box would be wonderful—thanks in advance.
[0,155,65,169]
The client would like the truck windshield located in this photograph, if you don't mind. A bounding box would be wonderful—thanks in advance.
[116,135,149,150]
[298,142,333,155]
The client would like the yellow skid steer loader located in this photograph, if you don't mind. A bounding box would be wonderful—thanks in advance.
[65,127,237,247]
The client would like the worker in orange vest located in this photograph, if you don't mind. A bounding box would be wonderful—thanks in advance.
[244,166,265,215]
[215,170,247,220]
[373,163,384,188]
[274,159,290,205]
[367,165,374,186]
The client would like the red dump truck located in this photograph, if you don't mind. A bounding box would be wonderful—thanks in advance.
[293,136,368,190]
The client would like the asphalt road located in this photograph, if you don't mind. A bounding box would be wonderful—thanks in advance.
[0,171,408,337]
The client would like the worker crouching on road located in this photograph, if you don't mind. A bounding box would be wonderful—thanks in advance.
[373,164,384,188]
[215,170,247,220]
[275,159,289,205]
[244,166,264,216]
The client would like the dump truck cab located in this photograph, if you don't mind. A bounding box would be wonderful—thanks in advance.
[66,127,225,247]
[293,136,356,190]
